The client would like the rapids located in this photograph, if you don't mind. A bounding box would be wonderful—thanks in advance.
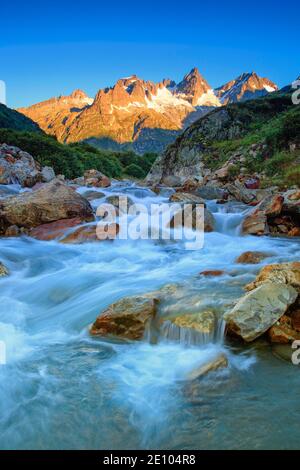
[0,181,300,449]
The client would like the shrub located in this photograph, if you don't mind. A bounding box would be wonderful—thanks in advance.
[124,163,145,179]
[0,129,157,180]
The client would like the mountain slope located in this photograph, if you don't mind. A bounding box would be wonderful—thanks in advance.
[0,103,41,133]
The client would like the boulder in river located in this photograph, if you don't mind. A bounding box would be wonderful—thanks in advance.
[224,283,298,342]
[235,251,271,264]
[90,295,158,341]
[84,169,111,188]
[0,179,94,234]
[168,207,215,232]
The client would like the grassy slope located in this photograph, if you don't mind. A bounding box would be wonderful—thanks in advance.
[195,91,300,188]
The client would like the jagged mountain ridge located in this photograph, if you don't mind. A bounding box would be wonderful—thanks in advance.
[18,69,278,153]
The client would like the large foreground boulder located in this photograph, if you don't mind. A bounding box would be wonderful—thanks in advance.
[224,283,298,342]
[0,179,94,234]
[90,295,158,341]
[0,144,55,187]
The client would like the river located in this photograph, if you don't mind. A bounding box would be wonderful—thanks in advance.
[0,181,300,450]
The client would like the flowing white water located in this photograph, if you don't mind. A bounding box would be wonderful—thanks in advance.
[0,181,300,449]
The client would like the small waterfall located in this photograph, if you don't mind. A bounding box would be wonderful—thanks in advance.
[213,208,249,236]
[160,317,226,347]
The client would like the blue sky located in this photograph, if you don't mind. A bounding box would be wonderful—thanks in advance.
[1,0,299,108]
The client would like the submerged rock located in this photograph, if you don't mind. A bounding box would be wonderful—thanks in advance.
[224,283,298,342]
[200,270,225,276]
[105,195,134,214]
[61,223,120,244]
[0,262,9,276]
[235,251,271,264]
[186,354,228,381]
[90,295,158,341]
[81,190,105,201]
[0,179,94,234]
[29,217,83,241]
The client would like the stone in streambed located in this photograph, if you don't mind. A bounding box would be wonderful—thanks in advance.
[82,190,105,201]
[235,251,271,264]
[169,192,205,205]
[200,270,225,277]
[224,283,298,342]
[105,195,134,214]
[168,207,215,232]
[90,295,158,341]
[0,262,9,276]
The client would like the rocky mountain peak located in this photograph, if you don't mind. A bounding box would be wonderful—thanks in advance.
[176,67,212,105]
[215,72,278,104]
